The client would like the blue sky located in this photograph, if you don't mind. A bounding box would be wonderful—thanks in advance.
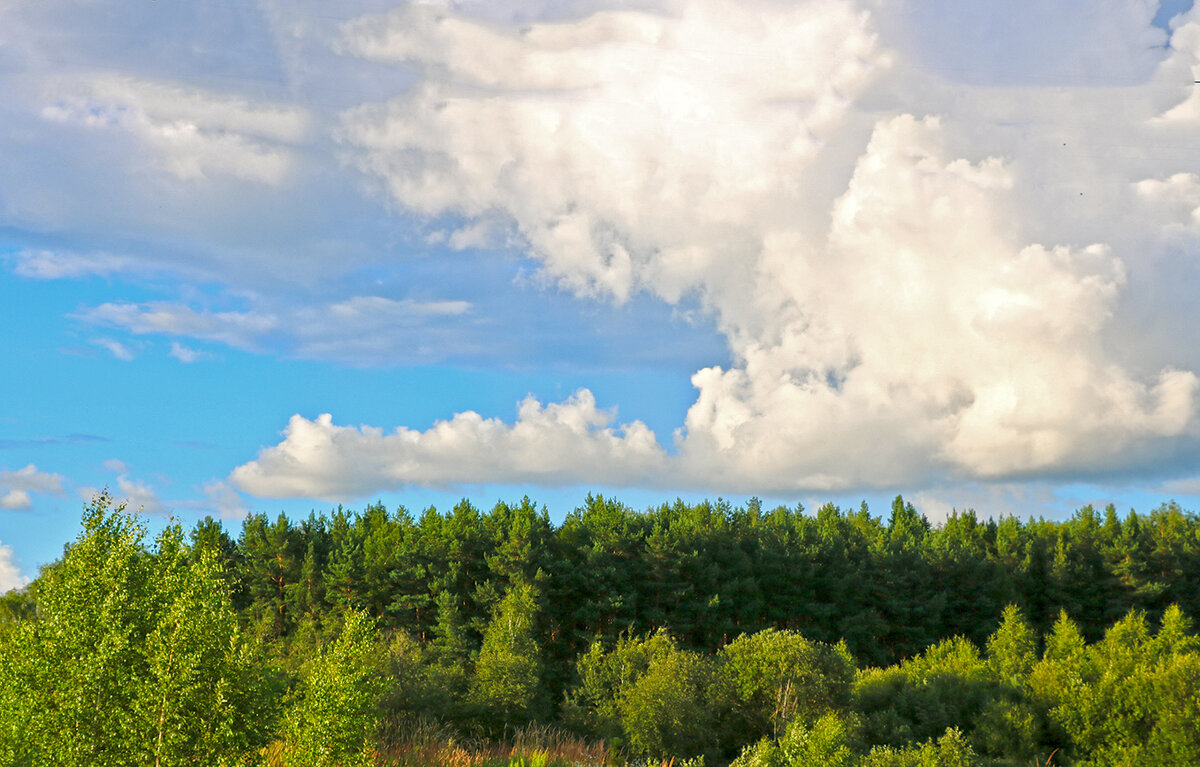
[3,0,1200,589]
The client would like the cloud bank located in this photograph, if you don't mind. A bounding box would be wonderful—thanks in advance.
[231,0,1200,498]
[232,390,666,499]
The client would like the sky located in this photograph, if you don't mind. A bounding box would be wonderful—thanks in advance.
[3,0,1200,591]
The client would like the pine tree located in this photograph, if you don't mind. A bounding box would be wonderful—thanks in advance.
[986,605,1037,686]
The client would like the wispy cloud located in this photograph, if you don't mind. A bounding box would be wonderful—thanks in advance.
[78,295,477,366]
[10,249,147,280]
[41,75,311,184]
[0,433,110,449]
[199,481,248,520]
[81,303,277,351]
[1161,476,1200,496]
[76,460,250,520]
[168,341,211,364]
[90,337,136,361]
[79,469,167,516]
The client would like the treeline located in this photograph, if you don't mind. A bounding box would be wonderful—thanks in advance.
[1,492,1200,765]
[217,492,1198,670]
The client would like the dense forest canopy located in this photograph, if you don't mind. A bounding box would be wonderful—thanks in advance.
[3,492,1200,765]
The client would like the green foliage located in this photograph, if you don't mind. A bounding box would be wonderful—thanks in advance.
[860,728,978,767]
[719,629,855,742]
[562,631,678,744]
[618,642,717,761]
[730,712,857,767]
[471,581,548,732]
[0,492,273,767]
[985,605,1036,685]
[9,493,1200,766]
[1027,604,1200,765]
[855,636,993,750]
[280,609,386,767]
[564,630,720,761]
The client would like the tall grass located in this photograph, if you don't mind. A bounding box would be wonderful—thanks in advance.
[375,717,612,767]
[256,718,707,767]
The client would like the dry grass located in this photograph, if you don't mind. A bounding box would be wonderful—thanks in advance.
[253,719,694,766]
[1031,749,1059,767]
[375,717,612,767]
[256,739,288,767]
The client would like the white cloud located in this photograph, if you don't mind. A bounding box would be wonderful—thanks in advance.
[168,341,210,364]
[0,490,32,510]
[78,295,475,365]
[79,465,167,516]
[0,464,65,509]
[0,542,29,594]
[91,337,135,361]
[244,0,1196,499]
[201,481,248,520]
[231,389,666,499]
[1152,15,1200,124]
[11,249,145,279]
[40,75,311,184]
[102,458,127,474]
[339,0,886,303]
[673,114,1196,489]
[1134,172,1200,227]
[8,0,1200,502]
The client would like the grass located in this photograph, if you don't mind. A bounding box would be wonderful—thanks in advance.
[375,718,613,767]
[256,718,701,767]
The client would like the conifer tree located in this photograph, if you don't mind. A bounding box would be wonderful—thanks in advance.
[986,605,1037,686]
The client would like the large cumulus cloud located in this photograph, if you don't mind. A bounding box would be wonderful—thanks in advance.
[229,0,1200,498]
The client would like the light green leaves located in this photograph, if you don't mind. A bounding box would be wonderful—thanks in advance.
[0,492,272,767]
[279,609,385,767]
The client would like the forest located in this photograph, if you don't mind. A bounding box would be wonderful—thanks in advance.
[2,491,1200,766]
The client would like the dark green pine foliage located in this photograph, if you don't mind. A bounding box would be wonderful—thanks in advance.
[932,510,1012,647]
[165,492,1200,761]
[873,496,939,663]
[544,494,648,702]
[379,507,431,638]
[427,500,493,639]
[355,502,405,625]
[206,495,1200,677]
[324,507,365,613]
[238,512,303,640]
